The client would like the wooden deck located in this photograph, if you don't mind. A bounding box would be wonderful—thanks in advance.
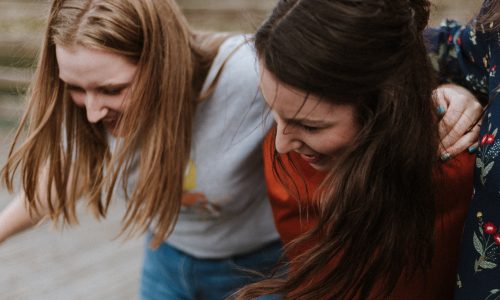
[0,204,144,300]
[0,129,144,300]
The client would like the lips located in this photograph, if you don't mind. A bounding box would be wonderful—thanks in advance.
[299,153,322,164]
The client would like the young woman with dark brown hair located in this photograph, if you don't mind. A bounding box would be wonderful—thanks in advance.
[235,0,482,299]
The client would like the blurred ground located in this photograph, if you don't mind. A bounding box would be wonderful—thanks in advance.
[0,0,486,299]
[0,127,144,300]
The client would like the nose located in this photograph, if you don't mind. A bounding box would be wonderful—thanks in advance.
[275,121,302,154]
[84,93,108,123]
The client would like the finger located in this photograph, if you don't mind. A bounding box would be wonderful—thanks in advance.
[439,108,466,146]
[467,141,479,154]
[463,101,485,131]
[441,128,481,159]
[466,121,482,153]
[441,106,483,151]
[433,88,448,116]
[440,100,483,143]
[436,87,464,139]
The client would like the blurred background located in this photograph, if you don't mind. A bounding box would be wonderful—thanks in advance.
[0,0,484,299]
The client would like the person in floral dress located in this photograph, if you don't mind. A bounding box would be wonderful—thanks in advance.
[426,0,500,298]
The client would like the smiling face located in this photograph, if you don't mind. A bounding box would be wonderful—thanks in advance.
[56,45,137,136]
[260,65,360,171]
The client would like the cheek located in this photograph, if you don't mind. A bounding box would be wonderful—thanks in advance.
[318,126,358,156]
[112,89,132,112]
[69,91,85,107]
[319,136,349,155]
[112,95,128,113]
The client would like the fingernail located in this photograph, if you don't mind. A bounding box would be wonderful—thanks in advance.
[437,105,446,115]
[440,152,451,162]
[468,145,478,153]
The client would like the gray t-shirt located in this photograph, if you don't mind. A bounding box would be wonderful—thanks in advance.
[166,35,279,258]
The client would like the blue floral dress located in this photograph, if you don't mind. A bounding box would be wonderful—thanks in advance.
[426,2,500,298]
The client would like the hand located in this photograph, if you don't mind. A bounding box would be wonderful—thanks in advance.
[433,83,484,161]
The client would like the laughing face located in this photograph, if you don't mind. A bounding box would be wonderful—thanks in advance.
[56,45,137,136]
[260,63,359,171]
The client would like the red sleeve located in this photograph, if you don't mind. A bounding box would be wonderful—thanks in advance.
[391,152,475,299]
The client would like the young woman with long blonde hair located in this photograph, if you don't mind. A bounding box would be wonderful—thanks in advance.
[236,0,483,299]
[0,0,281,298]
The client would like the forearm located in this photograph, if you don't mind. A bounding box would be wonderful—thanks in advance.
[0,193,45,244]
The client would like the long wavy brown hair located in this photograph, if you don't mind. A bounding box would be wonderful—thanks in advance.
[1,0,229,248]
[237,0,439,299]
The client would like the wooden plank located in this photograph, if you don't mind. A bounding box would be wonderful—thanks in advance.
[0,195,144,300]
[0,66,32,91]
[0,126,143,300]
[183,9,270,32]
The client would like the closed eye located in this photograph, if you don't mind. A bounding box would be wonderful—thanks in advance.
[66,84,85,93]
[285,117,327,133]
[287,120,322,132]
[300,124,320,132]
[100,87,123,96]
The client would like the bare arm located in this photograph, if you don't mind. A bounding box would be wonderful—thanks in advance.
[0,163,77,244]
[0,192,46,244]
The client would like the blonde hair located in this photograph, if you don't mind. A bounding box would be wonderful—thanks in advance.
[2,0,228,247]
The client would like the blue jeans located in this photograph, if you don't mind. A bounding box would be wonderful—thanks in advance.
[139,236,283,300]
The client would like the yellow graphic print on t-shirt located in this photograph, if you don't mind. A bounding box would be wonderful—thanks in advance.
[182,159,221,217]
[183,159,197,190]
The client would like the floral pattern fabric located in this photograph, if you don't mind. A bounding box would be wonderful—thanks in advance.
[426,2,500,298]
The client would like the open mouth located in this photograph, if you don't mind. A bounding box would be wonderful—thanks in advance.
[299,153,322,164]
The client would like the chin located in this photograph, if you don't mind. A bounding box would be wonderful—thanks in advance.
[309,162,330,171]
[308,154,337,171]
[106,126,123,137]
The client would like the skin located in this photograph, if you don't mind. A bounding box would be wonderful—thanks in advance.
[434,83,483,155]
[259,64,359,171]
[56,45,137,136]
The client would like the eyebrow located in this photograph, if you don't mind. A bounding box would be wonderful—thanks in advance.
[97,83,131,91]
[285,117,331,126]
[60,78,132,90]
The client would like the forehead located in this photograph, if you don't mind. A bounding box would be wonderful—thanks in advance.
[259,64,337,119]
[55,45,137,86]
